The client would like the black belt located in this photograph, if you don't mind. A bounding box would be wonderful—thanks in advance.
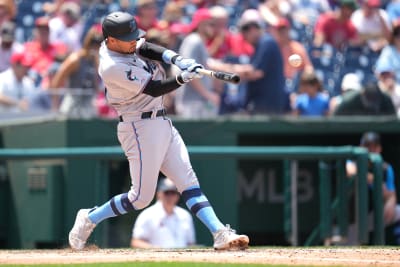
[119,109,166,122]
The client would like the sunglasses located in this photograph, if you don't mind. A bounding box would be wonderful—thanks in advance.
[163,190,179,196]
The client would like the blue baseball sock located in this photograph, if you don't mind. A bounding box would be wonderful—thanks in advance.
[181,187,225,234]
[88,193,135,224]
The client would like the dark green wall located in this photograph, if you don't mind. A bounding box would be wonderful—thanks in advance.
[1,116,400,248]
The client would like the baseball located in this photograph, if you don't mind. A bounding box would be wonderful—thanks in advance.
[288,54,302,67]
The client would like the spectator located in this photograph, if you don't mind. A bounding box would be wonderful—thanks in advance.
[386,0,400,24]
[0,21,23,72]
[0,52,37,113]
[48,2,84,53]
[329,72,362,113]
[206,5,233,60]
[49,24,103,118]
[131,177,196,249]
[376,22,400,84]
[134,0,163,32]
[333,81,396,115]
[292,70,329,116]
[375,61,400,116]
[351,0,391,52]
[175,8,220,118]
[313,0,360,50]
[0,0,16,27]
[345,132,400,245]
[238,9,288,115]
[269,17,314,81]
[258,0,290,27]
[24,16,68,88]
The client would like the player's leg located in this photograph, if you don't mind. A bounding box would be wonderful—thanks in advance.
[160,125,249,250]
[69,119,171,249]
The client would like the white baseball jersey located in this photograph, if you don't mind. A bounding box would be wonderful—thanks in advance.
[98,40,199,210]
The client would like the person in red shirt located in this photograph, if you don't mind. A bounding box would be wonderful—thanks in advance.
[313,0,360,50]
[134,0,163,32]
[23,16,68,88]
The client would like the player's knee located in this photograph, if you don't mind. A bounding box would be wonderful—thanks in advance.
[131,195,153,210]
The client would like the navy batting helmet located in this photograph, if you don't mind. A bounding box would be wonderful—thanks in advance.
[102,11,146,41]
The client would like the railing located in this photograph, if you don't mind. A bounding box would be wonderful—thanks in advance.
[0,145,383,246]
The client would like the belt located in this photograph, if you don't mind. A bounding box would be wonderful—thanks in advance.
[119,109,166,122]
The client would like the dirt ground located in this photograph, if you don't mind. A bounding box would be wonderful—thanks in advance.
[1,248,400,266]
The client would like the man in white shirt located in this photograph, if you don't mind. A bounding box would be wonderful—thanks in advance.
[131,177,196,248]
[0,51,37,113]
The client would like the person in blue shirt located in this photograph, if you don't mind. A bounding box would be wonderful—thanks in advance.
[346,131,400,244]
[293,70,330,116]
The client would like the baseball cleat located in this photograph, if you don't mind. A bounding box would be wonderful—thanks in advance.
[69,208,96,250]
[213,224,249,250]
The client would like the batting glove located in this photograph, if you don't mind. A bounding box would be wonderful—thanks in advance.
[179,70,197,83]
[174,56,197,70]
[187,63,204,79]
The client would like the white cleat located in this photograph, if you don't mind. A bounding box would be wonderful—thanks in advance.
[69,208,96,250]
[213,224,249,250]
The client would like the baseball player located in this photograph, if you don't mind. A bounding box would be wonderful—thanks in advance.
[68,11,249,251]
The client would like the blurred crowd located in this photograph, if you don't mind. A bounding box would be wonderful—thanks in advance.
[1,0,400,119]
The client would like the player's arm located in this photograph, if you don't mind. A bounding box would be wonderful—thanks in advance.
[143,65,203,97]
[138,41,198,71]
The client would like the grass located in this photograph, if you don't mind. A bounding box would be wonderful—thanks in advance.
[0,263,333,267]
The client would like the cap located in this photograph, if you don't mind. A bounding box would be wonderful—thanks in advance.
[0,20,15,42]
[60,2,81,20]
[10,52,33,67]
[209,5,229,19]
[273,17,290,28]
[341,73,362,92]
[238,9,264,29]
[35,16,50,28]
[157,178,178,192]
[102,11,146,41]
[189,8,212,32]
[360,131,381,146]
[375,60,395,75]
[366,0,381,7]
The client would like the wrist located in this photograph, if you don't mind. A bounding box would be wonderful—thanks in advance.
[162,50,179,64]
[176,74,185,85]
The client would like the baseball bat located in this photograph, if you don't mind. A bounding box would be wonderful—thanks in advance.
[196,68,241,84]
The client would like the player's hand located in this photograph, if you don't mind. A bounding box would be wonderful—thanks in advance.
[180,70,197,83]
[174,57,196,70]
[187,63,204,79]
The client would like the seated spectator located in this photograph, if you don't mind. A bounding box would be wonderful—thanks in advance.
[269,17,314,81]
[313,0,360,50]
[329,72,362,114]
[351,0,391,52]
[131,177,196,249]
[292,70,329,116]
[48,2,83,53]
[375,62,400,116]
[24,16,68,88]
[333,81,396,115]
[0,21,23,72]
[376,22,400,84]
[49,24,103,118]
[0,52,37,113]
[344,132,400,245]
[258,0,290,27]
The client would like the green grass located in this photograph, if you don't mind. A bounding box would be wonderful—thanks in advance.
[0,263,335,267]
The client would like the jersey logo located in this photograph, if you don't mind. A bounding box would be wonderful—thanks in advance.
[125,69,139,81]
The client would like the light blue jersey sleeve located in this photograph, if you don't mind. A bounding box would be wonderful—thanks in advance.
[385,164,396,192]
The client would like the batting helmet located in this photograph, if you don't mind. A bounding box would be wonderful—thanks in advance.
[102,11,146,41]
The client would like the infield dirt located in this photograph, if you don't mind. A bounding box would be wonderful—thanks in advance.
[1,248,400,266]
